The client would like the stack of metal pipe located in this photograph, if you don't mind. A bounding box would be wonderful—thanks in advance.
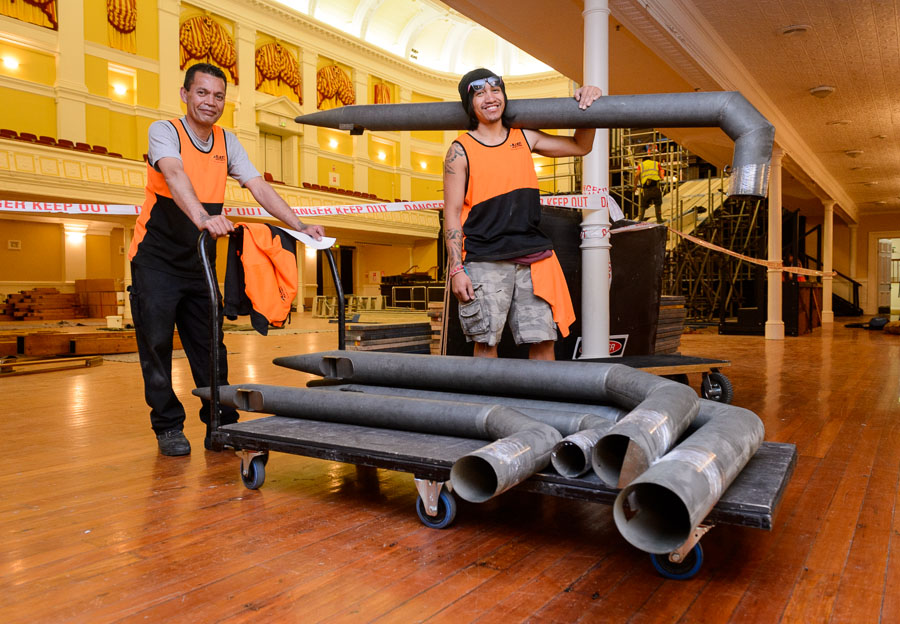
[196,350,763,554]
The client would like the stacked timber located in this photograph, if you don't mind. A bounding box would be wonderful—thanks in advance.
[427,302,443,355]
[655,295,686,355]
[4,288,87,321]
[12,330,182,357]
[75,279,123,318]
[346,322,433,354]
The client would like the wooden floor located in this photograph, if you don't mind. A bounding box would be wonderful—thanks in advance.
[3,316,900,623]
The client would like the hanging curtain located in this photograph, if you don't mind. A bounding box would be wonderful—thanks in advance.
[0,0,57,30]
[107,0,137,54]
[255,42,302,104]
[179,15,238,84]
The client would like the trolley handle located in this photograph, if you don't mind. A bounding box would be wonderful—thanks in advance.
[197,229,346,438]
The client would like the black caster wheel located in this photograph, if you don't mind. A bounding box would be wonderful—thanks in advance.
[650,543,703,580]
[241,456,266,490]
[701,371,734,404]
[415,490,457,529]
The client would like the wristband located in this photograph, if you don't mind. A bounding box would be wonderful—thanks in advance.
[449,264,466,278]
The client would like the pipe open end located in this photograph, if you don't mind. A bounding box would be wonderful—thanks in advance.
[451,455,498,503]
[234,388,264,411]
[614,482,692,554]
[592,433,630,487]
[551,441,590,478]
[319,356,354,379]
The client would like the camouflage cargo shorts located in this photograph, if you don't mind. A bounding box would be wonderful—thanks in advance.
[457,260,556,347]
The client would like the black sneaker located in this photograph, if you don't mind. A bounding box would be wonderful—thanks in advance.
[157,429,191,456]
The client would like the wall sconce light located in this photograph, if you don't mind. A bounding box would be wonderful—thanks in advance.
[534,164,542,173]
[112,83,127,96]
[420,160,427,170]
[377,151,386,161]
[328,138,338,148]
[2,56,19,70]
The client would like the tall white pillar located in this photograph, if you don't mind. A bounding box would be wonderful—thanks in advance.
[234,24,259,158]
[765,147,784,340]
[55,1,87,142]
[579,0,610,358]
[299,49,319,185]
[158,0,182,117]
[822,200,835,324]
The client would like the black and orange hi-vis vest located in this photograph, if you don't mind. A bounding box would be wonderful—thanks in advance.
[128,119,228,276]
[455,128,553,262]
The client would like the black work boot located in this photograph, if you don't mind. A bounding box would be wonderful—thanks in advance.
[157,429,191,456]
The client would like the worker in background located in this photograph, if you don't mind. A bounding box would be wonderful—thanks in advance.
[443,68,601,360]
[636,144,664,223]
[129,63,324,456]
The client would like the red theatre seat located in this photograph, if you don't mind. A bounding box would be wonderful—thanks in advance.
[37,136,56,146]
[90,145,108,155]
[17,132,37,142]
[0,129,18,140]
[56,139,75,149]
[74,142,92,152]
[263,172,275,182]
[107,152,123,158]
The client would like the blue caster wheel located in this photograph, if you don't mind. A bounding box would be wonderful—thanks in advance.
[241,456,266,490]
[650,543,703,580]
[415,490,457,529]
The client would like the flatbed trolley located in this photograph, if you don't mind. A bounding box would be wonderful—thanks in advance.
[199,233,796,580]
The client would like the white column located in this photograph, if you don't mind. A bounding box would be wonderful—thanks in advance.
[158,0,182,117]
[848,224,858,280]
[63,224,87,283]
[234,23,259,159]
[351,75,368,192]
[765,147,784,340]
[299,49,319,185]
[55,1,87,142]
[579,0,610,358]
[398,87,412,201]
[822,200,835,324]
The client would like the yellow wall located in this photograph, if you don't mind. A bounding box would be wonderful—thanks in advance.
[136,0,160,60]
[85,55,108,97]
[318,129,352,156]
[369,168,400,201]
[410,176,442,200]
[0,220,63,282]
[0,87,56,137]
[357,243,412,279]
[318,157,353,189]
[84,0,107,46]
[86,234,112,277]
[0,41,55,86]
[368,137,397,166]
[412,239,438,277]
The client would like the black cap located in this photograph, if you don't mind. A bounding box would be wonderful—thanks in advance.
[457,68,504,114]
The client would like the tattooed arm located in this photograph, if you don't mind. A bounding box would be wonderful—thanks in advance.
[443,141,474,302]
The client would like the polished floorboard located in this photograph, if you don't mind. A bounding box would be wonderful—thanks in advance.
[3,316,899,623]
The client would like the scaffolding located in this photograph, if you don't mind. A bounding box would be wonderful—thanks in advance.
[537,128,769,324]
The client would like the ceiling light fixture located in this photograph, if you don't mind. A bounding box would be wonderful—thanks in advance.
[875,134,888,139]
[780,24,810,36]
[862,181,879,186]
[825,120,851,125]
[809,85,835,98]
[844,149,864,158]
[850,165,871,171]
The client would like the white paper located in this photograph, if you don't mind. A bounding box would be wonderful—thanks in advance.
[278,226,336,250]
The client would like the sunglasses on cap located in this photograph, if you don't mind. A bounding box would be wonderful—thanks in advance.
[467,76,503,93]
